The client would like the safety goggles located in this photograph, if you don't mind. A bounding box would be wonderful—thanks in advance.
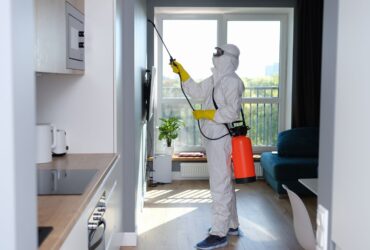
[213,47,224,57]
[213,47,238,58]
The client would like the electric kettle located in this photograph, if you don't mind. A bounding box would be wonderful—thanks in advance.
[52,129,69,156]
[36,124,69,163]
[36,124,56,163]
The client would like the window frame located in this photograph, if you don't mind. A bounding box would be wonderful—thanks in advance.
[154,8,294,154]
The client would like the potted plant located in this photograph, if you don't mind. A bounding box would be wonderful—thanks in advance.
[158,117,184,148]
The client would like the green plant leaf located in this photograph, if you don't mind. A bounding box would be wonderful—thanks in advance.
[157,116,185,142]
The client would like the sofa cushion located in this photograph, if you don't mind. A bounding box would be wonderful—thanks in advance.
[277,127,319,157]
[260,152,318,180]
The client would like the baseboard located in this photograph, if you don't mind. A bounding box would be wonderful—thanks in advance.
[116,232,137,246]
[172,171,209,180]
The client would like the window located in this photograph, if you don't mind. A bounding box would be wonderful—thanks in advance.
[158,18,218,152]
[227,18,284,150]
[155,9,293,153]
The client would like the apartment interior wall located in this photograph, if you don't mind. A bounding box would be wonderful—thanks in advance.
[329,0,370,248]
[318,0,338,248]
[0,0,37,249]
[36,0,115,154]
[116,0,147,235]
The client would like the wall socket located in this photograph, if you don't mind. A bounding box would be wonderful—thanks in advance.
[316,204,329,250]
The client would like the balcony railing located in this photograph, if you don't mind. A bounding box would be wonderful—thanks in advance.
[161,86,279,148]
[242,87,279,147]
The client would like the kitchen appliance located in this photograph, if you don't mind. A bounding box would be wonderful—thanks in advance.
[52,129,68,156]
[88,193,107,250]
[36,124,56,164]
[66,2,84,70]
[37,169,97,195]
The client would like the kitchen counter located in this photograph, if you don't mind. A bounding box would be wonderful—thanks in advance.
[37,153,118,250]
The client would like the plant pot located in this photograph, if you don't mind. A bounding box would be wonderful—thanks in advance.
[163,145,174,156]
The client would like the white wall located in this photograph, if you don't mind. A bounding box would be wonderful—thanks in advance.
[318,0,338,249]
[0,0,37,249]
[36,0,115,153]
[330,0,370,249]
[115,0,147,236]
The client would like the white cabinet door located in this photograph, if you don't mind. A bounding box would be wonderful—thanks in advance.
[60,213,89,250]
[61,158,123,250]
[104,160,123,250]
[35,0,84,74]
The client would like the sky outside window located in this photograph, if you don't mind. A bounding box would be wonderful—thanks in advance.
[228,21,281,79]
[162,20,217,82]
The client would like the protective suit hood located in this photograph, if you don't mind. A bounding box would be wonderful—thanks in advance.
[212,44,240,78]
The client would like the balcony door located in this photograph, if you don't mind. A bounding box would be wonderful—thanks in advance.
[155,10,293,153]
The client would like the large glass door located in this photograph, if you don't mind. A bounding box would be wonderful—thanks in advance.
[158,18,218,151]
[155,12,292,153]
[227,17,286,149]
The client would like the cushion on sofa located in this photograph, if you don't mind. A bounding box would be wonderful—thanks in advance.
[277,127,319,157]
[260,152,318,180]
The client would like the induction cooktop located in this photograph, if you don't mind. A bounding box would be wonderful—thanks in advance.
[37,169,98,195]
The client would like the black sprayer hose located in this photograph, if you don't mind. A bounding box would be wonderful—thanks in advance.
[148,19,229,141]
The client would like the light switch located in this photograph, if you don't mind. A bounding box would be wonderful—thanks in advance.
[316,204,329,250]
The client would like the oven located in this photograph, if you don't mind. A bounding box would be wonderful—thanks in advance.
[88,192,106,250]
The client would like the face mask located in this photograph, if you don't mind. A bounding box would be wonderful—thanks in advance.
[212,56,221,69]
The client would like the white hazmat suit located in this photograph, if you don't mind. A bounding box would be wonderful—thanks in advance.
[182,44,245,237]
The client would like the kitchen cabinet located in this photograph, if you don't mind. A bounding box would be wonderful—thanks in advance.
[60,157,123,250]
[35,0,84,74]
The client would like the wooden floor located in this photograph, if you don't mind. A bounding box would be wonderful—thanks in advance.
[121,180,317,250]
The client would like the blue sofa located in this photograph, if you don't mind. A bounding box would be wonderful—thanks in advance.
[260,127,319,195]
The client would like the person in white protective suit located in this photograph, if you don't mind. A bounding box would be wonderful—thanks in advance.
[170,44,245,250]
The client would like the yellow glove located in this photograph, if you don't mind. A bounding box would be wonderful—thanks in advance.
[193,110,216,120]
[170,61,190,82]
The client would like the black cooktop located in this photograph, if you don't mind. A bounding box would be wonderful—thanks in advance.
[37,169,98,195]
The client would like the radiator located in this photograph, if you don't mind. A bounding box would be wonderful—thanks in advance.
[180,163,209,179]
[254,162,264,179]
[179,162,264,180]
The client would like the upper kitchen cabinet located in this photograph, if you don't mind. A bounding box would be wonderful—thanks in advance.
[35,0,85,74]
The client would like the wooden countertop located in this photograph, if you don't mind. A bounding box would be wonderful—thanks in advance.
[37,153,118,250]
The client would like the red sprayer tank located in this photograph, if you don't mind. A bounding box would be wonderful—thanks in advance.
[232,135,256,184]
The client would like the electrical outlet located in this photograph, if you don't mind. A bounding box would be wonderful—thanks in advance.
[316,204,329,250]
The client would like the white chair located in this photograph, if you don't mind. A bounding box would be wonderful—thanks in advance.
[282,184,316,250]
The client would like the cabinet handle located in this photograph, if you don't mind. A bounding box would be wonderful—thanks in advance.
[88,219,106,250]
[79,42,84,48]
[79,31,85,37]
